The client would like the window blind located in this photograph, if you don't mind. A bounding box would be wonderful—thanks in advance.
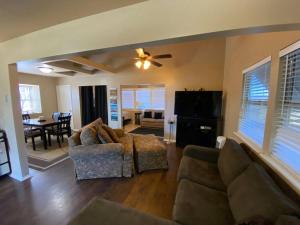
[151,87,165,110]
[271,47,300,174]
[19,84,42,114]
[239,59,271,147]
[136,88,151,109]
[121,89,135,109]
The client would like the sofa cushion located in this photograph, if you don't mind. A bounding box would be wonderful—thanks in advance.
[177,156,226,191]
[218,139,252,186]
[275,215,300,225]
[154,112,163,119]
[173,179,234,225]
[80,126,99,146]
[102,124,121,143]
[97,126,114,144]
[144,111,152,118]
[228,163,300,223]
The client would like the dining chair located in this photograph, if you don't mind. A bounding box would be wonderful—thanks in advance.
[24,127,42,151]
[22,114,42,148]
[22,114,30,121]
[52,112,61,121]
[47,115,72,148]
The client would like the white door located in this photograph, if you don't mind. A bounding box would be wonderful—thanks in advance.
[56,85,74,128]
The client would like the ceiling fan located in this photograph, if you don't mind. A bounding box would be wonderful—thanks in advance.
[134,48,172,70]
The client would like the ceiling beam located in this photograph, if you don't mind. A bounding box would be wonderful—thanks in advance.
[45,61,95,75]
[69,56,116,74]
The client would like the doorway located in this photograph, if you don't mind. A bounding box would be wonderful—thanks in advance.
[120,84,166,138]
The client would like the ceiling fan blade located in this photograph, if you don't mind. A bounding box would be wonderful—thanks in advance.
[150,60,162,67]
[136,48,145,57]
[152,54,172,59]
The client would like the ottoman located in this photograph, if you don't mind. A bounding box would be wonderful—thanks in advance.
[134,135,168,172]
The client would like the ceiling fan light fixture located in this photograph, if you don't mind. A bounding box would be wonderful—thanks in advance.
[143,60,151,70]
[135,60,142,69]
[38,66,53,74]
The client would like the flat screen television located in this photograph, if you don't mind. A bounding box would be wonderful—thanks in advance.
[174,91,222,118]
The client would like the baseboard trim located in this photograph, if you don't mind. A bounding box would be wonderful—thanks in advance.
[9,173,31,182]
[163,138,176,143]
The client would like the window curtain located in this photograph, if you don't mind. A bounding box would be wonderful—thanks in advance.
[95,85,108,124]
[80,86,94,126]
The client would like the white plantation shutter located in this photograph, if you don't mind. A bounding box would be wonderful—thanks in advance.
[136,88,151,109]
[238,58,271,147]
[121,89,135,109]
[121,86,166,110]
[151,87,165,110]
[271,47,300,174]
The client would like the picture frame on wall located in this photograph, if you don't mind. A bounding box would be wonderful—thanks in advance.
[109,88,118,121]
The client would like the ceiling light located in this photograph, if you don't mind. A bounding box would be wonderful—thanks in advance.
[135,60,142,69]
[38,66,53,74]
[143,60,151,70]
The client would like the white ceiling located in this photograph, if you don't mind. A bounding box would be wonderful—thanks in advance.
[0,0,145,42]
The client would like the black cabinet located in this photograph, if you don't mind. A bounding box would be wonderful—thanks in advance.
[176,117,223,147]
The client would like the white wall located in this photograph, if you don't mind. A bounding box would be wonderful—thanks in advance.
[57,38,226,140]
[1,0,300,180]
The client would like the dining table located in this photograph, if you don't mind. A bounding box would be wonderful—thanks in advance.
[23,118,61,150]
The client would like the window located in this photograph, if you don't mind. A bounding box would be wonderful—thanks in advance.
[136,88,151,109]
[151,87,165,110]
[121,86,165,110]
[238,57,271,147]
[19,84,42,114]
[271,47,300,174]
[121,89,135,109]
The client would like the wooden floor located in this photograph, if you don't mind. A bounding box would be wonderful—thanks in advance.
[0,143,182,225]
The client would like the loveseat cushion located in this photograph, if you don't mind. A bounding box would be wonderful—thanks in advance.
[102,124,121,143]
[275,215,300,225]
[218,139,252,186]
[173,179,234,225]
[228,163,300,224]
[80,126,99,146]
[68,132,81,147]
[97,126,114,144]
[177,156,226,191]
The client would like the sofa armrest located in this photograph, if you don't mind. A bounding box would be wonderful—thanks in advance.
[69,143,123,160]
[67,197,178,225]
[183,145,220,163]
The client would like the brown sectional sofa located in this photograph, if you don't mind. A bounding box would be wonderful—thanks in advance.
[68,138,300,225]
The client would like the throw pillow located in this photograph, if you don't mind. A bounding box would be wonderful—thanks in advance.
[80,126,99,145]
[154,112,163,119]
[97,126,114,144]
[102,124,121,143]
[144,111,152,118]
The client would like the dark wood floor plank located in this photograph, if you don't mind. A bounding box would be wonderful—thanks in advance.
[0,143,181,225]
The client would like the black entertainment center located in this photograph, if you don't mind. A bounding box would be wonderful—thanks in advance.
[174,91,223,147]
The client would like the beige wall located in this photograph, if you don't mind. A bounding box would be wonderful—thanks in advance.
[57,38,226,140]
[223,31,300,143]
[18,73,58,118]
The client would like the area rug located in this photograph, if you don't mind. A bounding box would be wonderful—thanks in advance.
[129,127,164,137]
[25,137,69,171]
